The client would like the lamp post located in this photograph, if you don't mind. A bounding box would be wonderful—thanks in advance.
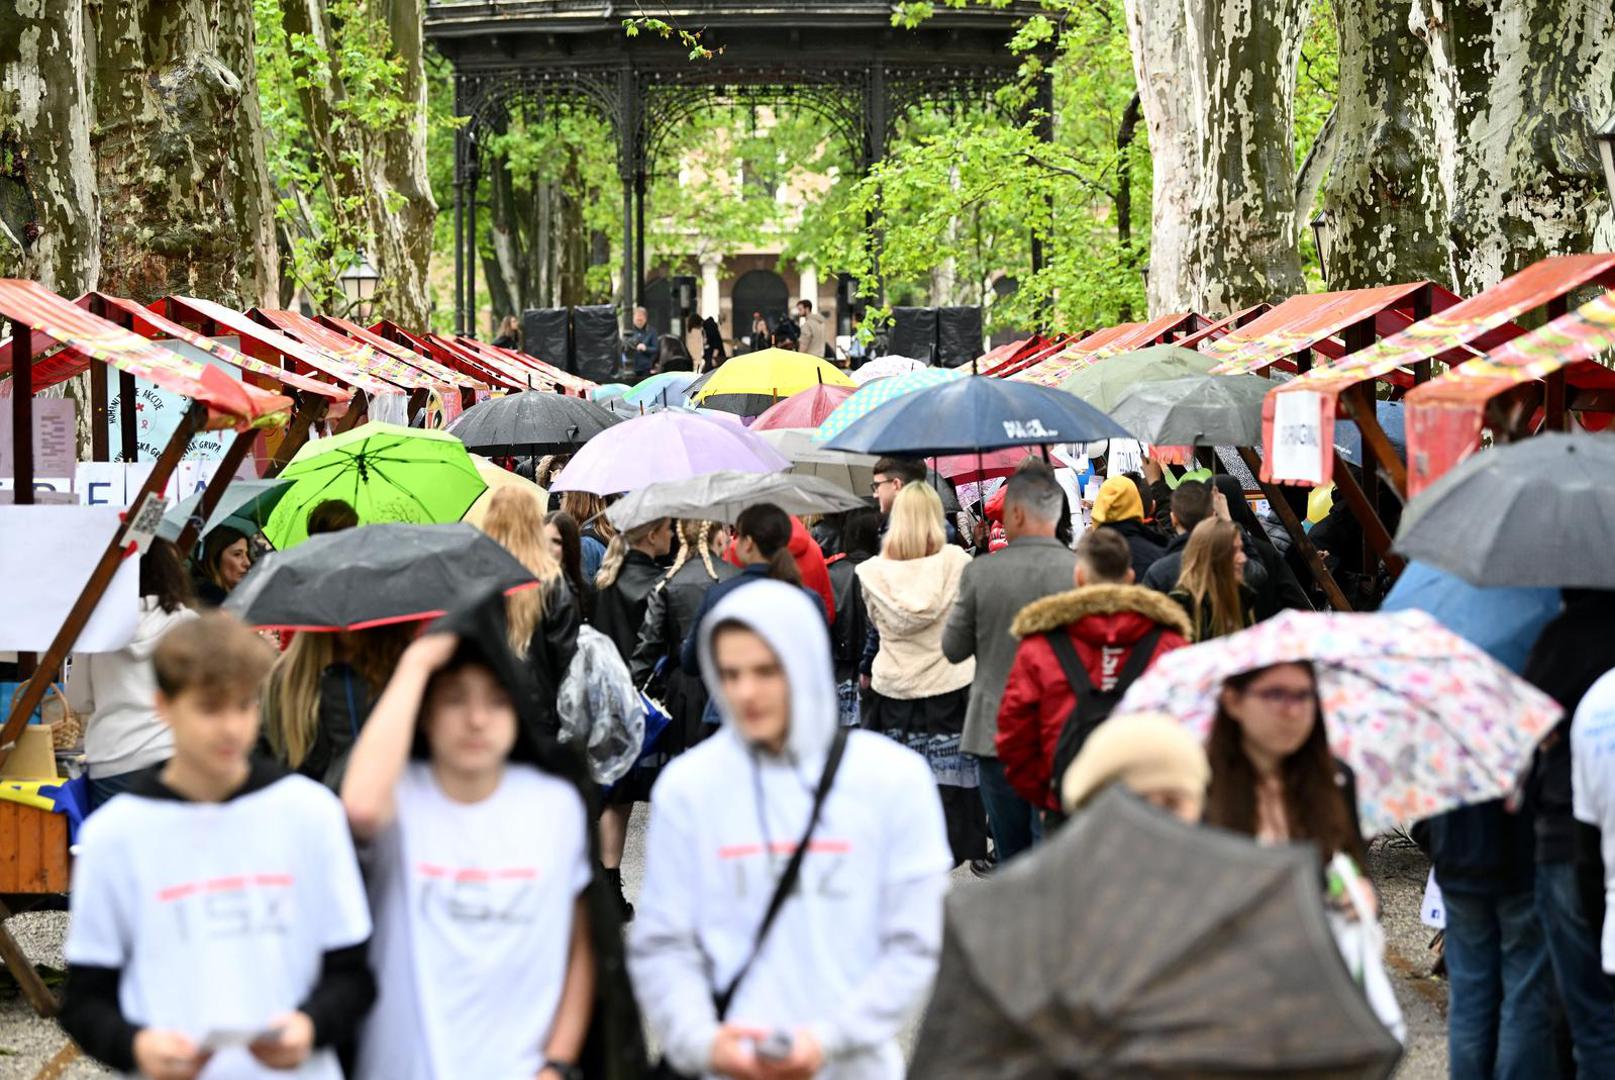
[1597,113,1615,211]
[339,251,381,321]
[1310,211,1330,285]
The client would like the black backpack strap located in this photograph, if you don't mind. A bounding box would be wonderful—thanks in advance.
[714,725,850,1019]
[1115,627,1165,687]
[1044,629,1094,702]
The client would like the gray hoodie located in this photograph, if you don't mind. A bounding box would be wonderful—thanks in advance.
[629,580,951,1079]
[66,598,196,778]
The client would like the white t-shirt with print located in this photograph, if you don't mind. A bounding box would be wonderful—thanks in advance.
[357,762,592,1080]
[65,774,372,1080]
[1572,669,1615,972]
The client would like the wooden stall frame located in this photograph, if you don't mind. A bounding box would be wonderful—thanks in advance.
[1236,446,1354,612]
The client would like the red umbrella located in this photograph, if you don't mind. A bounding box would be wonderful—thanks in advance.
[930,446,1037,483]
[751,383,858,431]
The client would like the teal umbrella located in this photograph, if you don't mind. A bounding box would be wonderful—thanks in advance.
[813,366,966,443]
[591,382,632,402]
[157,478,294,544]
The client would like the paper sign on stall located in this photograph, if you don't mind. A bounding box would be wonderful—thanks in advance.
[0,506,140,652]
[1105,439,1144,478]
[0,399,77,479]
[1269,390,1327,484]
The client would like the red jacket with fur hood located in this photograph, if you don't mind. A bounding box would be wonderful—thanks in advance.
[995,583,1192,810]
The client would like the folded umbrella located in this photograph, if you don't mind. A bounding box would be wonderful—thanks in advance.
[1058,344,1219,411]
[605,471,867,531]
[447,390,622,454]
[1107,373,1273,447]
[1114,609,1562,835]
[1394,433,1615,589]
[158,478,293,544]
[226,523,536,631]
[692,347,854,416]
[549,410,789,496]
[813,366,964,444]
[823,375,1132,457]
[264,422,488,549]
[909,786,1402,1080]
[750,383,857,431]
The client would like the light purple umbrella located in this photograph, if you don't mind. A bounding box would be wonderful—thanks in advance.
[550,410,790,495]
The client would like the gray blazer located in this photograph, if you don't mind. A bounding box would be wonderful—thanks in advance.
[942,536,1077,756]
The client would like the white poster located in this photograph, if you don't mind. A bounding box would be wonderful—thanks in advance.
[0,398,77,479]
[0,506,141,652]
[105,338,241,462]
[1105,438,1144,478]
[1269,390,1327,485]
[1420,869,1445,929]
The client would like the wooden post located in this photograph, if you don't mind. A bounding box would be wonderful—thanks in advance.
[0,898,56,1016]
[1331,452,1405,577]
[1236,447,1351,612]
[119,370,138,462]
[334,391,370,434]
[0,402,205,770]
[173,427,259,555]
[88,296,110,461]
[264,392,331,479]
[1545,369,1569,432]
[1340,385,1408,498]
[10,318,33,505]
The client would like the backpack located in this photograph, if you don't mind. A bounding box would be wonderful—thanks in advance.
[1045,626,1165,804]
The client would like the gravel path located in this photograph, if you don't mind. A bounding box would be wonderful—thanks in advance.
[1,808,1449,1078]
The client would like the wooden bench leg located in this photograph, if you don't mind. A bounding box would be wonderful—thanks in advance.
[0,899,58,1017]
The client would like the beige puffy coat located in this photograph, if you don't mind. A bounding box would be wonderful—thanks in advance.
[857,545,974,700]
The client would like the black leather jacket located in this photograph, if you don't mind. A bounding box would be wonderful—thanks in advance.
[631,557,737,684]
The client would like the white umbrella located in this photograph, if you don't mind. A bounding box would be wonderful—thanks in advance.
[606,470,868,531]
[756,427,878,495]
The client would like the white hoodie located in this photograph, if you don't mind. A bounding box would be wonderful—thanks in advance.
[629,580,951,1080]
[66,598,197,779]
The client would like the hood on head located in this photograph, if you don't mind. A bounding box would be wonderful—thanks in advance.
[697,579,838,761]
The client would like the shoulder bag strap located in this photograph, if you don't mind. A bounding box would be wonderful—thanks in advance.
[714,725,850,1019]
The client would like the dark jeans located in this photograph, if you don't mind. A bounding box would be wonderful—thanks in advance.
[88,763,164,812]
[1442,888,1557,1080]
[973,754,1041,862]
[1537,860,1615,1075]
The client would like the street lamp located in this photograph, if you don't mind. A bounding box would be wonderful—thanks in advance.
[1597,113,1615,209]
[1310,211,1330,284]
[339,251,381,321]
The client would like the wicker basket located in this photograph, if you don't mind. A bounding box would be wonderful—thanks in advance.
[15,678,82,751]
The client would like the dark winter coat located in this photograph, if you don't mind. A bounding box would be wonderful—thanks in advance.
[630,556,738,685]
[995,584,1192,810]
[1098,518,1167,581]
[592,549,665,664]
[521,577,581,741]
[1141,529,1270,601]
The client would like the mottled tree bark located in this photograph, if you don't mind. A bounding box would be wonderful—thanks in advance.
[1322,0,1452,290]
[1123,0,1198,314]
[92,0,275,306]
[0,0,99,293]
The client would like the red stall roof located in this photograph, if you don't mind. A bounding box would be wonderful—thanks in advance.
[0,280,290,427]
[254,308,439,391]
[1179,304,1270,351]
[422,333,526,389]
[1405,290,1615,495]
[984,335,1069,379]
[1205,283,1450,375]
[316,313,485,391]
[165,296,399,398]
[454,336,595,394]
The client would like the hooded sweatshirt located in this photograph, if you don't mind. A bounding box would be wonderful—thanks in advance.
[67,598,198,779]
[628,581,951,1080]
[856,545,974,700]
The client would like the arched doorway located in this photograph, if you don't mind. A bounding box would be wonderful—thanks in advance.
[731,269,790,347]
[642,276,673,334]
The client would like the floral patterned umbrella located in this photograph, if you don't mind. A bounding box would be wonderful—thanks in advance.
[1114,609,1561,835]
[851,354,929,384]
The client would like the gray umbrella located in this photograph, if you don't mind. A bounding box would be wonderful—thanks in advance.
[605,469,868,531]
[157,478,293,543]
[1107,374,1274,447]
[907,787,1402,1079]
[1395,432,1615,588]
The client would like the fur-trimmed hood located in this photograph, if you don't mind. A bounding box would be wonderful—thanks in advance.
[1010,583,1193,641]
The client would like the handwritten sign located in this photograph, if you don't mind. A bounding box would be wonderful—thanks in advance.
[1269,390,1326,484]
[0,399,77,479]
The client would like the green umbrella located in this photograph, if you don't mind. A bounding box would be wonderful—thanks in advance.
[1057,344,1218,411]
[157,478,293,544]
[264,422,487,549]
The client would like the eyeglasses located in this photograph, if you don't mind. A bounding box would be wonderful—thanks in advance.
[1244,687,1315,709]
[871,477,897,494]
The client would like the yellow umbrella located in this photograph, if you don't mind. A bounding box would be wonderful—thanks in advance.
[693,348,853,416]
[464,453,548,528]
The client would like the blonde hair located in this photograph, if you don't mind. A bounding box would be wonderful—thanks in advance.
[263,625,412,767]
[480,487,563,654]
[882,481,945,561]
[1175,519,1246,640]
[663,520,722,585]
[596,518,669,589]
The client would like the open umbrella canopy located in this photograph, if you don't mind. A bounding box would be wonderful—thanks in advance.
[755,428,878,496]
[1115,609,1562,835]
[751,383,858,431]
[823,375,1132,457]
[158,478,293,544]
[463,454,548,529]
[1381,561,1560,674]
[263,422,487,549]
[1394,433,1615,589]
[549,410,789,496]
[909,787,1402,1080]
[850,354,929,384]
[1057,344,1219,411]
[225,523,536,631]
[1106,374,1273,447]
[1333,401,1406,468]
[605,470,867,531]
[930,447,1039,483]
[591,382,631,401]
[447,390,622,454]
[622,370,701,408]
[692,347,853,416]
[813,366,965,443]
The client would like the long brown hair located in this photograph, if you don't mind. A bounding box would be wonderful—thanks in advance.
[479,487,562,654]
[1175,519,1246,640]
[560,490,616,542]
[264,625,414,768]
[1203,662,1366,868]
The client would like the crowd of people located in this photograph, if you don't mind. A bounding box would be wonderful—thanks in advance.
[47,434,1615,1080]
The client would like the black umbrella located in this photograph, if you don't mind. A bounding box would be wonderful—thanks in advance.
[907,788,1401,1079]
[447,390,622,454]
[1395,432,1615,588]
[225,523,537,631]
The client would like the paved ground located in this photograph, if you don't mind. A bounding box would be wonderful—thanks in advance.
[0,808,1448,1079]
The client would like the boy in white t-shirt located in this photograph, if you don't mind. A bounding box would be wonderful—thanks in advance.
[1571,668,1615,975]
[60,612,375,1080]
[341,590,642,1080]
